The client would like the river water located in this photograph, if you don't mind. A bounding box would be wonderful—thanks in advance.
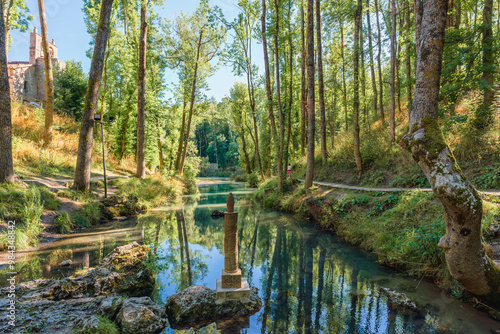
[2,183,499,333]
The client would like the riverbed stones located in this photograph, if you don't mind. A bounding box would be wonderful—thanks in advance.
[380,287,418,314]
[99,195,141,221]
[116,297,168,334]
[35,242,153,300]
[165,285,262,329]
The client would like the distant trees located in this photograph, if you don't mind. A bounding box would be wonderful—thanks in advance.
[0,0,14,183]
[53,61,87,121]
[73,0,114,191]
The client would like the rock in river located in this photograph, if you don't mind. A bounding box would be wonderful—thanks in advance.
[165,285,262,329]
[117,297,168,334]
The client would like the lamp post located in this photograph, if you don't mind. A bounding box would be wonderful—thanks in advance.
[94,114,115,198]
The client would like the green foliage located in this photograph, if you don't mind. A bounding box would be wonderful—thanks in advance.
[115,174,183,208]
[53,61,88,121]
[247,172,260,188]
[54,212,74,233]
[72,201,102,227]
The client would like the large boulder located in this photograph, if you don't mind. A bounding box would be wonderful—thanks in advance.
[165,285,262,329]
[116,297,168,334]
[42,242,154,300]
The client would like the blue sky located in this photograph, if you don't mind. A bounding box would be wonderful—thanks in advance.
[8,0,264,102]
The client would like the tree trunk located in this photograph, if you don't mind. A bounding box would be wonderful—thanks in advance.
[261,0,277,145]
[4,0,14,57]
[174,100,187,171]
[38,0,55,148]
[73,0,114,191]
[239,110,251,174]
[340,20,348,132]
[316,0,327,163]
[405,0,413,113]
[374,0,385,123]
[178,30,203,176]
[366,0,378,119]
[353,0,363,177]
[0,0,14,183]
[399,0,500,297]
[274,0,285,193]
[415,0,423,53]
[300,4,307,157]
[304,0,315,189]
[478,0,494,126]
[360,18,367,126]
[390,0,396,142]
[136,0,147,178]
[157,118,164,170]
[284,1,293,176]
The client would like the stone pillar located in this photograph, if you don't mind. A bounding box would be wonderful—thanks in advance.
[217,193,250,299]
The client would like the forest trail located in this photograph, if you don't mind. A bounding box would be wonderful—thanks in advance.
[19,173,129,191]
[299,179,500,196]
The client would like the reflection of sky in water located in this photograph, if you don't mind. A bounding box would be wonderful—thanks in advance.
[3,183,499,333]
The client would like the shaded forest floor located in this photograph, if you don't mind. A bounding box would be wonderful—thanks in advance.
[292,93,500,192]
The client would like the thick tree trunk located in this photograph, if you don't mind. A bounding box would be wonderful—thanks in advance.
[366,0,378,118]
[389,0,396,142]
[274,0,285,193]
[38,0,55,148]
[304,0,315,189]
[261,0,277,145]
[399,0,500,297]
[374,0,385,124]
[300,4,307,158]
[136,0,147,178]
[0,0,14,183]
[316,0,327,163]
[353,0,363,177]
[73,0,114,191]
[414,0,423,52]
[178,31,203,176]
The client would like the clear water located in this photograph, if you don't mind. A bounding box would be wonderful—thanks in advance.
[2,183,499,334]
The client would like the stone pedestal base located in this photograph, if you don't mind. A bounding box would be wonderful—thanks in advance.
[216,278,250,301]
[221,269,242,288]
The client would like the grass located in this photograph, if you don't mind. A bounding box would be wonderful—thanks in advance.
[11,100,135,180]
[0,183,62,250]
[113,174,185,209]
[255,178,500,293]
[53,212,74,233]
[291,94,500,190]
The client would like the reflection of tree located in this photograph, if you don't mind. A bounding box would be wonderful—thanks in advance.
[180,208,192,286]
[260,226,280,334]
[314,248,326,333]
[303,233,314,334]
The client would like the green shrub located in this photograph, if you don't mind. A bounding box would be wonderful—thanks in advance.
[247,172,260,188]
[72,201,102,227]
[54,212,74,233]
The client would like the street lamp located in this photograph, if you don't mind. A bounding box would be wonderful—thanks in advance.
[94,114,115,198]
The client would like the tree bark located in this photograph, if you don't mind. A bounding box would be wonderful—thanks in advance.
[261,0,277,145]
[414,0,423,53]
[178,30,203,176]
[360,17,367,126]
[4,0,14,57]
[304,0,315,189]
[479,0,494,124]
[136,0,147,178]
[0,0,14,183]
[174,100,187,171]
[38,0,55,148]
[366,0,378,119]
[300,3,307,157]
[274,0,285,193]
[340,20,348,132]
[389,0,396,142]
[405,0,413,113]
[374,0,385,124]
[399,0,500,297]
[157,118,164,170]
[353,0,363,177]
[73,0,114,191]
[316,0,327,163]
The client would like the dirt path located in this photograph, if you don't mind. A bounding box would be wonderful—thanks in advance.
[299,179,500,195]
[20,173,129,191]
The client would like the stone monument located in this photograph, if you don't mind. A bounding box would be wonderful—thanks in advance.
[216,193,251,301]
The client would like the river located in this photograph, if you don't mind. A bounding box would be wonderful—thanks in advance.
[2,183,499,333]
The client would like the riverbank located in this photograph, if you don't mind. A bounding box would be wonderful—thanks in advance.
[254,178,500,309]
[0,174,196,265]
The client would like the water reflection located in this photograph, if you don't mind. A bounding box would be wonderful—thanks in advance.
[2,183,499,334]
